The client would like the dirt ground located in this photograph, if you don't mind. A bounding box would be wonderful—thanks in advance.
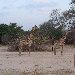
[0,45,75,75]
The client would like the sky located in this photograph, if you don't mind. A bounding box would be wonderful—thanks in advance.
[0,0,71,30]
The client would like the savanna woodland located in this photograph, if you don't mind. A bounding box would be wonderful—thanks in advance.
[0,0,75,52]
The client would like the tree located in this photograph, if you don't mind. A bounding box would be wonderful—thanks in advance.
[0,24,9,44]
[8,23,24,40]
[62,0,75,44]
[0,23,25,44]
[39,9,65,42]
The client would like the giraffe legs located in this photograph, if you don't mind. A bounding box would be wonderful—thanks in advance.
[52,44,56,55]
[54,48,56,55]
[29,47,30,56]
[18,44,23,56]
[52,46,53,51]
[61,45,63,55]
[54,46,56,55]
[28,45,31,56]
[61,50,63,55]
[19,47,22,56]
[53,45,64,55]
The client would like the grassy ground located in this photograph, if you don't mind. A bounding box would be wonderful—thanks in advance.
[0,45,75,75]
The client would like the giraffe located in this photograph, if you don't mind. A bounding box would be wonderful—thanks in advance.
[18,36,28,56]
[27,34,33,56]
[18,33,33,56]
[53,31,68,55]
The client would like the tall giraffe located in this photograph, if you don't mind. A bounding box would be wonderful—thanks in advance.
[27,33,33,56]
[18,33,33,56]
[18,36,28,56]
[53,31,68,55]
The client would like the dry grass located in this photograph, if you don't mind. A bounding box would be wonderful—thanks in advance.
[0,45,75,75]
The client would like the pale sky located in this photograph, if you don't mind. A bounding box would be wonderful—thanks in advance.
[0,0,71,30]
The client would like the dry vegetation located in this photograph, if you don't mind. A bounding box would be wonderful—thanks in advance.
[0,45,75,75]
[0,0,75,75]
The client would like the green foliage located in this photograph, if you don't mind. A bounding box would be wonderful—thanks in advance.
[29,10,65,45]
[39,22,63,40]
[8,23,24,39]
[0,23,25,44]
[38,9,64,41]
[0,24,9,35]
